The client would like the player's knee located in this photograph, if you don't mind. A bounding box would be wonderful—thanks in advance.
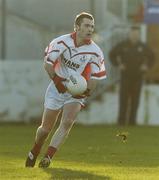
[38,126,51,135]
[40,118,54,132]
[62,118,74,130]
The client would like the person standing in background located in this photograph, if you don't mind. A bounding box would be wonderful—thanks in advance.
[109,26,155,126]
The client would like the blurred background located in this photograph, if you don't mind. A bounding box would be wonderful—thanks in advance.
[0,0,159,125]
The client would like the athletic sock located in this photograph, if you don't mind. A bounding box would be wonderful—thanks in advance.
[31,142,42,157]
[45,146,57,159]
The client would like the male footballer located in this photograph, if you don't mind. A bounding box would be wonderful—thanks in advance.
[25,12,106,168]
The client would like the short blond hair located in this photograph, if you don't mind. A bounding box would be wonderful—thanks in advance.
[74,12,94,30]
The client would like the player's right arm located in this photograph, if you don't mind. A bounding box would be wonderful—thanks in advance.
[44,38,64,77]
[44,37,67,93]
[44,56,56,79]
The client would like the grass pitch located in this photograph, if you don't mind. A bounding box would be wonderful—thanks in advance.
[0,123,159,180]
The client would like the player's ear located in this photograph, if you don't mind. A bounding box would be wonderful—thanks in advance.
[75,24,80,31]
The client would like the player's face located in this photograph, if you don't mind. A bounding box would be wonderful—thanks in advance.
[76,18,94,40]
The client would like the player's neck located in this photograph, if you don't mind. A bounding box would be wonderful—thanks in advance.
[76,36,85,47]
[71,32,91,47]
[75,32,91,47]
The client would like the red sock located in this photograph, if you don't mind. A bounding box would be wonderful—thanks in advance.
[45,146,57,159]
[31,142,42,156]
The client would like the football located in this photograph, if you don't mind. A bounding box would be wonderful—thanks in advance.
[66,74,87,96]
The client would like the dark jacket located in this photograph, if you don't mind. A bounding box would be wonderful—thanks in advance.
[109,39,155,80]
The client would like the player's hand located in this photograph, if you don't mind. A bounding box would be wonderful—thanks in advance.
[73,88,91,99]
[52,74,67,93]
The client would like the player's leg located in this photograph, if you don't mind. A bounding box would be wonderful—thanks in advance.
[38,102,81,168]
[25,108,61,167]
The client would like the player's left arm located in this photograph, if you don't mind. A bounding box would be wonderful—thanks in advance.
[74,51,107,99]
[88,57,106,95]
[87,79,99,95]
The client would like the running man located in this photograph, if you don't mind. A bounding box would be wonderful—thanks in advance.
[25,12,107,168]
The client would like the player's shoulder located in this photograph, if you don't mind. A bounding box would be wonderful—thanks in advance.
[90,41,104,56]
[50,33,71,44]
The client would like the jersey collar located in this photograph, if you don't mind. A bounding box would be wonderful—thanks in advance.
[70,32,92,47]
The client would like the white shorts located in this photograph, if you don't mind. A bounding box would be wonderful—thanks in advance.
[44,81,85,110]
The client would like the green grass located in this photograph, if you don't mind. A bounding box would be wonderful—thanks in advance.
[1,123,159,179]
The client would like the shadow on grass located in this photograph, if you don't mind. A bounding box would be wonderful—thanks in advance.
[43,167,110,179]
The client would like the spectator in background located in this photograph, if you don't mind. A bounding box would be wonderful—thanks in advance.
[109,26,155,126]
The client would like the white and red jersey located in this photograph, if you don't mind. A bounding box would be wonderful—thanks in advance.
[45,32,107,81]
